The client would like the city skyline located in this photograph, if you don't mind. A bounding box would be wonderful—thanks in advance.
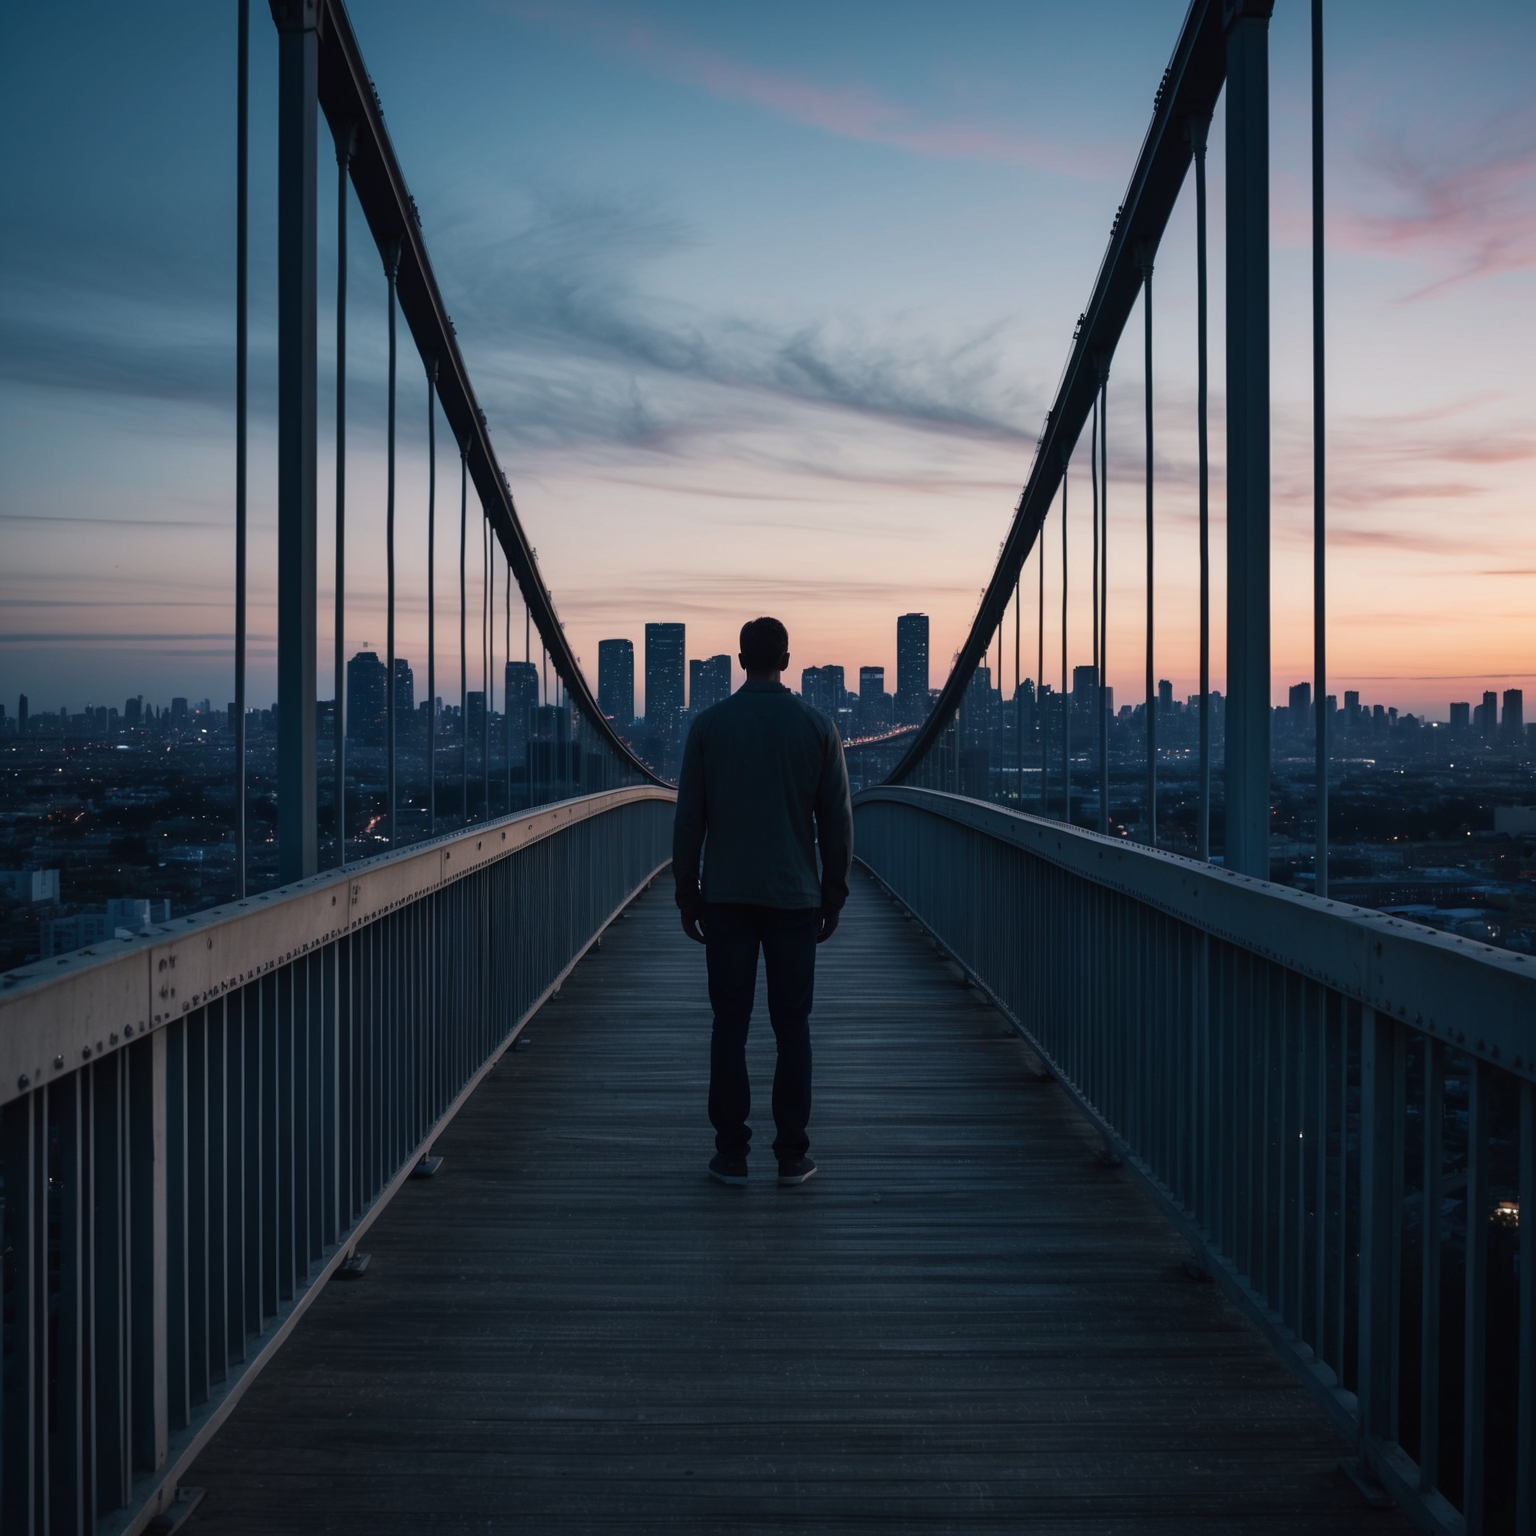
[3,3,1534,721]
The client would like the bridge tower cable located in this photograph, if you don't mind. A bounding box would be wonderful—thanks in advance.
[483,516,491,818]
[1090,392,1103,834]
[235,0,249,899]
[334,120,355,867]
[384,235,400,849]
[1141,249,1156,848]
[427,356,438,836]
[505,555,512,812]
[1311,0,1328,899]
[1192,112,1211,863]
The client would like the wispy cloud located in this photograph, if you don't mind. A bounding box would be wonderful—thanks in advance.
[501,3,1103,176]
[1341,107,1536,298]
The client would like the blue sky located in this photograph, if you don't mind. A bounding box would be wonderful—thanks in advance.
[2,0,1533,717]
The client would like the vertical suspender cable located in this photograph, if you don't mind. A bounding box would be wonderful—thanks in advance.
[1099,369,1110,835]
[1038,507,1047,816]
[384,238,400,848]
[1193,114,1212,862]
[1312,0,1328,899]
[1142,254,1156,848]
[234,0,249,898]
[1014,575,1022,808]
[426,358,437,836]
[505,558,512,810]
[333,122,353,867]
[1061,453,1070,823]
[1091,392,1103,833]
[482,519,490,818]
[459,443,468,823]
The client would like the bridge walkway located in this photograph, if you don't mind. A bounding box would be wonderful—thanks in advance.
[183,871,1406,1534]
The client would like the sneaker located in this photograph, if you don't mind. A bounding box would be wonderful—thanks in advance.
[778,1155,817,1185]
[708,1153,748,1186]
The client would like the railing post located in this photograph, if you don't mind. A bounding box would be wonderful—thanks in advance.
[275,0,320,883]
[129,1030,169,1481]
[1222,0,1273,880]
[1357,1008,1403,1457]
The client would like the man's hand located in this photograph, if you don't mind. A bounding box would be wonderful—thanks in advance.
[817,906,840,944]
[680,905,706,945]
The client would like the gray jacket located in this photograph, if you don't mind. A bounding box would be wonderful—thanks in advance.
[672,681,853,913]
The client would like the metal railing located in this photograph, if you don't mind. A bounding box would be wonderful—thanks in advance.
[0,785,674,1536]
[855,786,1536,1536]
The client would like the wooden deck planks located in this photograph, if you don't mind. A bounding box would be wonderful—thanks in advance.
[184,870,1408,1534]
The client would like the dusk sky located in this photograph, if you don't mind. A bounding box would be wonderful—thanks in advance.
[2,1,1532,719]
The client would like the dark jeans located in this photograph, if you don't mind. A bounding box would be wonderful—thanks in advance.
[704,903,819,1162]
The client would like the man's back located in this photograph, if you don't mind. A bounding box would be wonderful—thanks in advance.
[673,681,852,913]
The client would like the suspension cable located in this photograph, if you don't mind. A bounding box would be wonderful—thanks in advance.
[1142,251,1156,849]
[482,515,490,819]
[235,0,249,898]
[334,121,354,867]
[1014,574,1022,810]
[426,356,437,837]
[459,439,467,825]
[1091,390,1102,833]
[1061,450,1070,823]
[1192,114,1211,863]
[1312,0,1328,898]
[1099,366,1110,838]
[384,236,400,849]
[1038,500,1047,816]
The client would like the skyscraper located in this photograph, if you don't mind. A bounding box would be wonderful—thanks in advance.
[17,694,27,737]
[689,655,732,714]
[1450,701,1470,731]
[598,639,635,726]
[346,651,387,746]
[505,661,539,765]
[1484,690,1500,740]
[896,613,929,721]
[1289,682,1311,727]
[645,623,685,727]
[1504,689,1524,743]
[392,659,414,721]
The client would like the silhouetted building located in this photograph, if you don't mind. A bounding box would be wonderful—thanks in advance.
[801,665,846,719]
[1289,682,1311,727]
[1450,701,1470,731]
[858,666,891,730]
[896,613,929,722]
[1505,689,1524,743]
[1481,690,1498,739]
[171,698,188,729]
[393,659,415,723]
[467,691,486,757]
[17,694,28,737]
[505,661,539,765]
[124,696,142,729]
[689,655,732,714]
[598,639,634,726]
[1072,664,1098,716]
[347,651,387,746]
[645,623,685,730]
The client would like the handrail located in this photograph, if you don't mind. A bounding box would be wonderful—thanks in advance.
[293,0,665,786]
[854,785,1536,1534]
[886,0,1228,784]
[0,785,675,1536]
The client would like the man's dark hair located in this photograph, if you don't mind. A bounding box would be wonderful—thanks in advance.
[739,616,789,672]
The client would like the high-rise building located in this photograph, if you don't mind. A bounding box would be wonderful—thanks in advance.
[346,651,388,745]
[1158,679,1174,714]
[124,696,142,728]
[1289,682,1311,726]
[598,639,634,726]
[1483,690,1498,739]
[645,623,685,726]
[1450,701,1470,731]
[857,666,890,732]
[392,659,415,721]
[1504,689,1524,743]
[505,661,539,766]
[467,691,486,757]
[801,666,842,718]
[1072,664,1098,715]
[689,655,732,714]
[1344,690,1360,727]
[896,613,929,720]
[17,694,27,737]
[170,698,188,729]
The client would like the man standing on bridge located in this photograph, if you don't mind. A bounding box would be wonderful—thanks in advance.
[674,615,853,1188]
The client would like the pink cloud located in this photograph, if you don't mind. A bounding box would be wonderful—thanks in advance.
[503,3,1103,176]
[1336,110,1536,298]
